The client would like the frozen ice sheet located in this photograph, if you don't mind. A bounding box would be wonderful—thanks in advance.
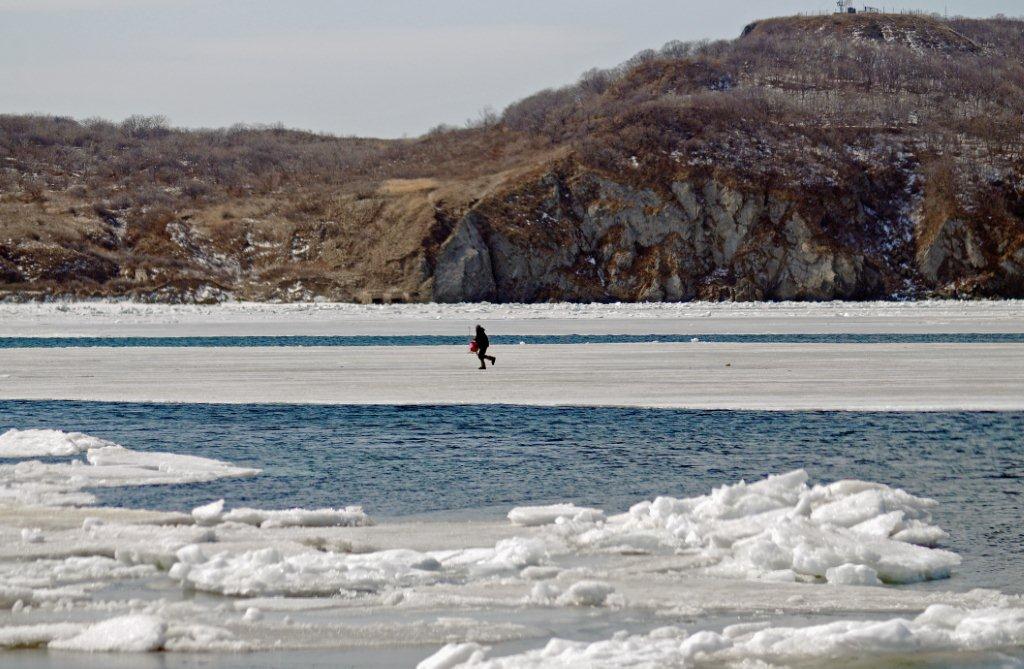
[1,343,1021,410]
[0,300,1021,337]
[0,430,260,507]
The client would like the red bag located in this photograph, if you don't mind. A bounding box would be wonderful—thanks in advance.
[469,339,479,353]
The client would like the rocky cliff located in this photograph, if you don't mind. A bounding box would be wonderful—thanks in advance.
[1,12,1022,302]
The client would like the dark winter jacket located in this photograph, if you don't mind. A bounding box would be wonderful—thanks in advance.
[475,325,490,350]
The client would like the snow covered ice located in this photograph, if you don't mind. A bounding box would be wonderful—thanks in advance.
[0,428,1020,666]
[0,428,260,508]
[48,614,166,652]
[419,605,1024,668]
[1,299,1022,338]
[170,537,548,597]
[0,429,116,458]
[507,504,605,527]
[190,498,372,528]
[515,469,960,585]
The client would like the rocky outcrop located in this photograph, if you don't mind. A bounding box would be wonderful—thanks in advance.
[0,243,119,286]
[912,182,1024,297]
[420,155,1024,303]
[999,244,1024,294]
[4,161,1018,303]
[442,170,886,302]
[432,214,496,303]
[917,218,988,285]
[742,14,982,54]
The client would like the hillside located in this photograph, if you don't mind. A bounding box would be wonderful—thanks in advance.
[1,12,1023,303]
[741,13,983,53]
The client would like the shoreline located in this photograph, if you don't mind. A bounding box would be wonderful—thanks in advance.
[0,300,1022,337]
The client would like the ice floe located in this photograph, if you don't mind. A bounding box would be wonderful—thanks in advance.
[192,499,371,528]
[0,614,243,653]
[49,614,166,652]
[507,504,604,527]
[0,555,156,590]
[0,429,115,458]
[545,469,959,585]
[0,622,83,649]
[0,429,260,507]
[84,444,261,484]
[0,428,1020,664]
[420,605,1024,668]
[170,537,547,597]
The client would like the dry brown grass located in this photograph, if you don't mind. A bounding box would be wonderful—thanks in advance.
[378,178,441,195]
[0,13,1022,300]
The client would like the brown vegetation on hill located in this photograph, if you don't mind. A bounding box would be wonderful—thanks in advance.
[1,12,1022,302]
[742,13,983,53]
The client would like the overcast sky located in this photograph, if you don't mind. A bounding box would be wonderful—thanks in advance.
[0,0,1019,138]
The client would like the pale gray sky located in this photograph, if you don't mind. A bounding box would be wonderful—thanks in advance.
[0,0,1018,137]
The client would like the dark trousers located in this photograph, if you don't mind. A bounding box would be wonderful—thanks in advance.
[477,346,495,367]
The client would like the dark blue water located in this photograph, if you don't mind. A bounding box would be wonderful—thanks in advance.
[0,402,1021,591]
[2,333,1024,348]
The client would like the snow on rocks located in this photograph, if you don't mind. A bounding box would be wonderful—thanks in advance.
[507,504,604,527]
[421,605,1024,668]
[549,469,959,585]
[191,499,372,528]
[0,429,116,458]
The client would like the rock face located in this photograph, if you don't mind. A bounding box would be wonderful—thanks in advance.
[431,215,496,303]
[911,184,1024,297]
[3,160,1019,303]
[917,218,988,285]
[432,171,887,302]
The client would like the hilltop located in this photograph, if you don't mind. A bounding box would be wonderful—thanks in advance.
[1,13,1022,303]
[742,13,982,53]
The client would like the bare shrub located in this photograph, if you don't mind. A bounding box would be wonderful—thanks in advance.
[183,179,212,201]
[20,176,46,203]
[0,13,1020,220]
[120,115,170,139]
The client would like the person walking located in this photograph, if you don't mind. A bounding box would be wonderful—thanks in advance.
[474,324,496,370]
